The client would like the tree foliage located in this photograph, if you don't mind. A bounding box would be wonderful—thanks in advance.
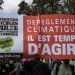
[0,0,3,9]
[18,0,61,15]
[18,1,31,15]
[64,0,75,14]
[17,0,75,15]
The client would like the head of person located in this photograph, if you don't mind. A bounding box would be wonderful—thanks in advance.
[63,59,70,66]
[31,62,50,75]
[9,60,13,64]
[23,60,36,75]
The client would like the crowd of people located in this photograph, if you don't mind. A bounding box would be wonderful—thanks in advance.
[0,58,75,75]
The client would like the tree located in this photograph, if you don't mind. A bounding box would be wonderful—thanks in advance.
[31,0,48,15]
[0,0,3,9]
[64,0,75,14]
[17,0,64,15]
[18,1,31,15]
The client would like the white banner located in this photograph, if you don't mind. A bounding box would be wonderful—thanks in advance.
[0,15,23,53]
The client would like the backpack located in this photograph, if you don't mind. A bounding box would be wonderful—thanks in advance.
[55,63,74,75]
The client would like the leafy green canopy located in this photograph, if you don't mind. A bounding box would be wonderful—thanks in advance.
[17,0,75,15]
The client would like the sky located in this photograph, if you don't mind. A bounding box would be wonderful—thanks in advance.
[0,0,33,15]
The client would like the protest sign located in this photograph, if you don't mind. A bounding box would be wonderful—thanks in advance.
[23,14,75,59]
[0,16,23,53]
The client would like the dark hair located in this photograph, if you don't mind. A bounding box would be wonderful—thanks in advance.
[63,59,70,65]
[23,60,39,75]
[31,62,50,75]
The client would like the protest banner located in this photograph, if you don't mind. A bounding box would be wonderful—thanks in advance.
[23,14,75,59]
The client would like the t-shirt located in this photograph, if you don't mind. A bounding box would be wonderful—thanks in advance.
[70,60,75,66]
[58,64,72,75]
